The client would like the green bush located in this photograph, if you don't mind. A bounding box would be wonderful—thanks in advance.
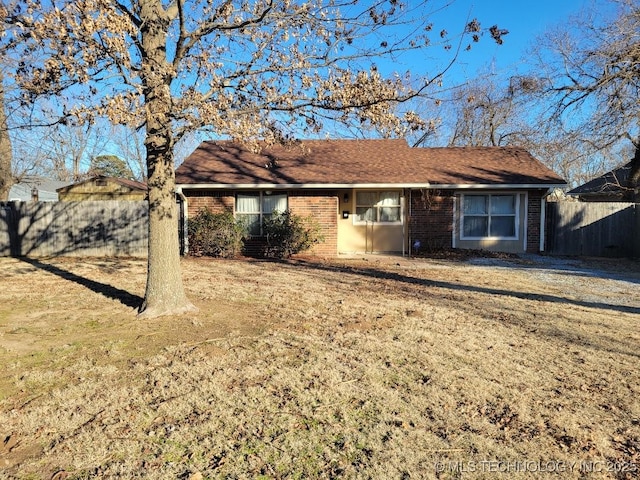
[262,210,324,258]
[188,208,245,258]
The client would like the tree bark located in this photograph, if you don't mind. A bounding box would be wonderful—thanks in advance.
[138,155,196,319]
[0,73,13,201]
[137,0,196,319]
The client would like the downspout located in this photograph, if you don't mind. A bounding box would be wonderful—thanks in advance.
[176,187,188,255]
[452,195,458,249]
[408,190,412,256]
[400,191,407,257]
[523,192,529,253]
[539,188,552,253]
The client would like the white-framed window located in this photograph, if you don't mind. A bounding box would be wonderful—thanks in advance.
[461,193,518,239]
[236,191,287,235]
[354,190,402,224]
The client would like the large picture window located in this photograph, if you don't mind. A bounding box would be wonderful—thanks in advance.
[236,191,287,235]
[461,194,517,239]
[354,190,402,224]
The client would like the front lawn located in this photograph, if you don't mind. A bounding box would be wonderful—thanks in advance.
[1,255,638,478]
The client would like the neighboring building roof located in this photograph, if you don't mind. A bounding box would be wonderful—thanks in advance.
[568,162,636,199]
[8,176,71,201]
[175,139,566,189]
[110,177,148,191]
[56,175,148,193]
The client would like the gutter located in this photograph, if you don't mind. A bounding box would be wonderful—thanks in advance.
[177,182,568,190]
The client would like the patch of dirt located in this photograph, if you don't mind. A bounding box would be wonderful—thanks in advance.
[0,254,639,479]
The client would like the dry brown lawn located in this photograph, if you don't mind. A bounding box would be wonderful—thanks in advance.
[0,253,639,479]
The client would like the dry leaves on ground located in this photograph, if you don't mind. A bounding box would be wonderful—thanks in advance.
[0,254,638,479]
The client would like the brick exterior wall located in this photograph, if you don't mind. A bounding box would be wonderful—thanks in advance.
[409,190,454,252]
[184,190,234,218]
[526,190,545,253]
[183,189,338,257]
[289,191,338,257]
[410,189,546,254]
[183,188,545,256]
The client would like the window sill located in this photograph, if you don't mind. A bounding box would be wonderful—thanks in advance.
[353,221,403,226]
[460,236,519,241]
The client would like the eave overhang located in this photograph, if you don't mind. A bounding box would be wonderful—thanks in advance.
[177,182,567,190]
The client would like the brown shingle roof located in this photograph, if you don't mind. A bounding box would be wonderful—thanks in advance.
[108,177,148,191]
[175,139,566,188]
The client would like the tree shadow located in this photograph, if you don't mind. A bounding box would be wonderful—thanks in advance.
[280,257,640,359]
[1,200,148,257]
[547,202,639,257]
[18,257,143,310]
[288,258,640,316]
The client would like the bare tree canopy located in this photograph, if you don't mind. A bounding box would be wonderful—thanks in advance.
[424,0,640,189]
[1,0,502,317]
[535,0,640,188]
[3,0,502,142]
[439,75,533,148]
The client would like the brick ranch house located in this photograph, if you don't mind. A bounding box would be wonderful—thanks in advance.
[175,139,566,256]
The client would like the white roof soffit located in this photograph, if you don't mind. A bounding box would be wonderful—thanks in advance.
[177,183,567,190]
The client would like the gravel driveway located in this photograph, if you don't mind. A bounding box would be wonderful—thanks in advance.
[465,254,640,311]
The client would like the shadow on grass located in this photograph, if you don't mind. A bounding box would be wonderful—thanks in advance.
[278,257,640,359]
[286,258,640,316]
[19,257,143,310]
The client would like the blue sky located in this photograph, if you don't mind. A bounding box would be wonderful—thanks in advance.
[385,0,596,86]
[450,0,590,76]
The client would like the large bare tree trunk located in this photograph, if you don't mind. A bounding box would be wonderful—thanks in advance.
[139,152,196,319]
[137,1,196,319]
[0,73,13,201]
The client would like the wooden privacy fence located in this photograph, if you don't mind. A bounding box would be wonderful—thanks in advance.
[0,201,149,257]
[546,202,639,257]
